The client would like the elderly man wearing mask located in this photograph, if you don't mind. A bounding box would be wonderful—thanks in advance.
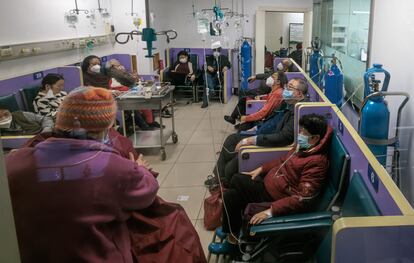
[205,78,309,188]
[202,41,232,108]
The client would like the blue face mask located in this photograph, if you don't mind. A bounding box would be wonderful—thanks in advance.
[298,133,312,150]
[282,89,294,100]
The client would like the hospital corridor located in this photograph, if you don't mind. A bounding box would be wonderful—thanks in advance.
[2,0,414,263]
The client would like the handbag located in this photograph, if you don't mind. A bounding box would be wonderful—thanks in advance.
[203,188,225,230]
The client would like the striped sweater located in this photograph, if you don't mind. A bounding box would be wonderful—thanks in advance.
[33,91,67,118]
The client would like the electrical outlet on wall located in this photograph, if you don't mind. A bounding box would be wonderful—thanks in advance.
[21,48,31,55]
[0,47,13,57]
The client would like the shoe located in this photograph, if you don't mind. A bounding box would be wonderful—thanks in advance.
[224,115,236,125]
[139,125,156,131]
[204,175,218,186]
[149,122,165,129]
[208,240,237,255]
[201,103,208,108]
[215,227,227,240]
[161,109,172,118]
[234,123,240,130]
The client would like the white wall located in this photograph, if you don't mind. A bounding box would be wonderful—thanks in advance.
[111,0,153,74]
[0,0,111,45]
[0,0,155,80]
[265,12,304,52]
[370,0,414,204]
[151,0,312,63]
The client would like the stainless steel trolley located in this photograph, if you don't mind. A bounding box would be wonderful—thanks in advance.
[116,83,178,160]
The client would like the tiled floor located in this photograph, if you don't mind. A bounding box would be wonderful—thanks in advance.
[140,97,238,260]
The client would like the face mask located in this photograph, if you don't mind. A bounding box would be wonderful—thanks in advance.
[45,89,54,98]
[90,64,101,73]
[213,51,220,58]
[298,133,312,150]
[282,89,294,100]
[0,118,12,129]
[277,63,284,71]
[179,58,188,63]
[265,76,275,87]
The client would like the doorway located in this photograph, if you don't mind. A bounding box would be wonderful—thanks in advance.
[255,7,312,73]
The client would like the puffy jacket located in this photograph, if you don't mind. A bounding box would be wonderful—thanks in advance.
[262,126,333,215]
[7,138,158,263]
[245,85,283,123]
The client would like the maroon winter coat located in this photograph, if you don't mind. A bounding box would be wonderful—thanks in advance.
[18,129,207,263]
[262,126,333,215]
[7,137,159,263]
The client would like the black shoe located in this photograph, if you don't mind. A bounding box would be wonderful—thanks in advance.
[139,125,156,131]
[201,103,208,108]
[224,115,236,125]
[204,175,218,186]
[149,122,165,129]
[234,123,240,130]
[161,109,172,118]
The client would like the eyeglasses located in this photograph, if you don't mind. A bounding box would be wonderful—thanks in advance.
[286,83,300,91]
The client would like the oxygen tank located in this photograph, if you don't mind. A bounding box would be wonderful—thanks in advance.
[359,64,391,165]
[324,56,344,107]
[240,40,252,91]
[309,38,323,87]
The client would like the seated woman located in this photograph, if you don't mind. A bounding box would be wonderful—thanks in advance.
[168,50,196,85]
[209,114,332,254]
[225,71,288,131]
[33,73,66,119]
[106,58,139,88]
[82,55,110,88]
[0,108,53,135]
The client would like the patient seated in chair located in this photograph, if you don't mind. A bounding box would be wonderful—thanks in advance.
[209,114,332,256]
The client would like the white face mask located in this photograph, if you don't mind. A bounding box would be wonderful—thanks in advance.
[179,58,188,64]
[266,76,275,87]
[0,118,12,129]
[213,51,220,58]
[277,63,284,71]
[45,89,54,98]
[90,64,101,73]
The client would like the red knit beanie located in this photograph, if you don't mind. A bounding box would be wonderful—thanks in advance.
[55,87,116,132]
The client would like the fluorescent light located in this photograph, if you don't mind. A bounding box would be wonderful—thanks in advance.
[352,11,370,15]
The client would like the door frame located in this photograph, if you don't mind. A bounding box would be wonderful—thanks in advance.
[255,6,313,74]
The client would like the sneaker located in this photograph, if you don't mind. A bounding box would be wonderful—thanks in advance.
[204,175,218,186]
[201,103,208,108]
[224,115,236,125]
[215,227,227,240]
[208,240,237,255]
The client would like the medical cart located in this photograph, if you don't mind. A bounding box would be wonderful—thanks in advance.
[116,83,178,160]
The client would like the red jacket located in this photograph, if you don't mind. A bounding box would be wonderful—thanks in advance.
[245,85,283,123]
[7,138,159,263]
[262,126,333,215]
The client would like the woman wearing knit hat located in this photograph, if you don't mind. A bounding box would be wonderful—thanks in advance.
[6,87,159,263]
